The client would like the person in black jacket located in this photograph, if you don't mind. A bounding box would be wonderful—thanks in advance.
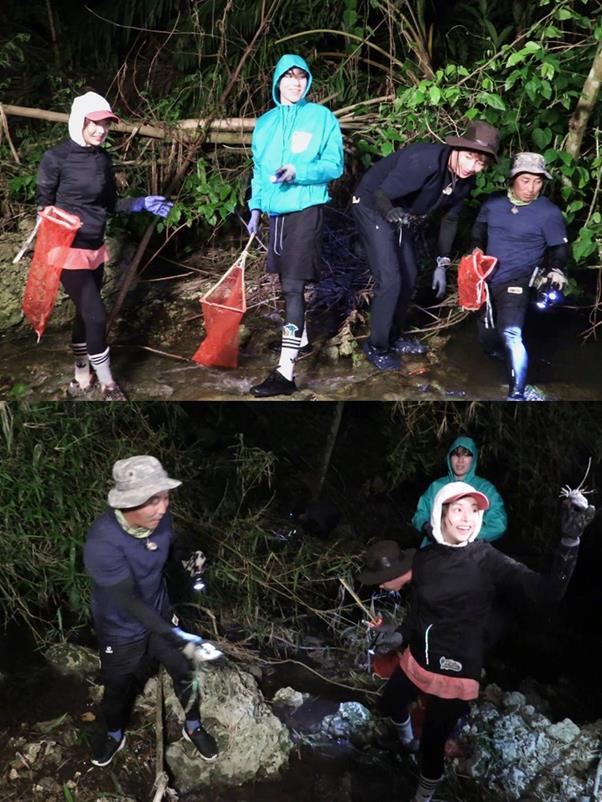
[36,92,173,400]
[352,121,500,371]
[359,480,594,802]
[84,455,221,767]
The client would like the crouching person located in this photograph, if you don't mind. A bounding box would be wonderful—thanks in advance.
[84,455,220,766]
[359,482,594,802]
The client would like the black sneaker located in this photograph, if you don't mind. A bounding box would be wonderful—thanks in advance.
[91,733,126,767]
[268,340,312,357]
[182,724,219,761]
[362,341,401,371]
[390,336,427,355]
[250,369,297,397]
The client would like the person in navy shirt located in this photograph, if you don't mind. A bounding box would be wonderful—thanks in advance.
[472,152,569,400]
[352,120,500,371]
[84,455,219,767]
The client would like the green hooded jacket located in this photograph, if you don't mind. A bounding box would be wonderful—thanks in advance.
[411,436,507,546]
[249,54,344,215]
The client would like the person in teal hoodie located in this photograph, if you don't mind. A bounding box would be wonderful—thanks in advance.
[412,436,507,545]
[246,54,344,398]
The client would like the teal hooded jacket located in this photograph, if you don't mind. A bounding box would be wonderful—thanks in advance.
[249,54,344,215]
[412,436,507,545]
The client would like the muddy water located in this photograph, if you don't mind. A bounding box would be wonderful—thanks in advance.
[0,303,599,401]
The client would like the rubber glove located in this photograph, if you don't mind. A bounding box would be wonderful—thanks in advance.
[432,256,451,299]
[272,164,296,184]
[172,626,203,646]
[547,269,567,290]
[560,493,596,544]
[369,621,403,654]
[385,207,408,224]
[131,196,173,217]
[247,209,261,235]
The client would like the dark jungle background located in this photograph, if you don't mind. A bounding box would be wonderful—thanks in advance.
[1,0,600,341]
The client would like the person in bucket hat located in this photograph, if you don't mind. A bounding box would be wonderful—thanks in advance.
[83,456,220,768]
[361,481,594,802]
[36,92,174,401]
[470,151,569,400]
[351,119,500,371]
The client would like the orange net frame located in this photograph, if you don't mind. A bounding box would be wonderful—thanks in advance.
[22,206,82,340]
[192,235,254,368]
[457,248,497,311]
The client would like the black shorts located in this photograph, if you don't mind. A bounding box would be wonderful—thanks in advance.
[267,205,324,281]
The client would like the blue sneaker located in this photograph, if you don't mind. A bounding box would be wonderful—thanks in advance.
[362,342,401,371]
[390,336,427,355]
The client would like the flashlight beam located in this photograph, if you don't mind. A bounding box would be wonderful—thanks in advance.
[338,577,378,623]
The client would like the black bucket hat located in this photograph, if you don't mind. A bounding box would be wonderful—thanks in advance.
[358,540,416,585]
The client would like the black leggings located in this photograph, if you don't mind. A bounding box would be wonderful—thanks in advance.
[280,277,306,335]
[378,666,468,780]
[60,265,106,355]
[99,633,200,732]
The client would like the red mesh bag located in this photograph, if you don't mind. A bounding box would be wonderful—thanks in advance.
[457,248,497,311]
[192,238,253,368]
[22,206,82,340]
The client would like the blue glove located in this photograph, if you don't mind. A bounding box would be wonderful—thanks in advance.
[272,164,296,184]
[247,209,261,235]
[172,626,203,645]
[385,207,407,224]
[432,257,450,299]
[131,195,173,217]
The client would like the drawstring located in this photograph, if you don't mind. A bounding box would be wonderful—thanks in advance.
[272,215,285,256]
[424,624,433,665]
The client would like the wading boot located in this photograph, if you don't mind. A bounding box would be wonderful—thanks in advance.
[182,724,219,761]
[390,336,427,355]
[102,382,127,401]
[91,733,126,767]
[362,341,401,371]
[250,369,297,397]
[67,372,97,398]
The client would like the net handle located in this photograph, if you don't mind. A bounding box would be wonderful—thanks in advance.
[200,233,255,307]
[38,205,83,231]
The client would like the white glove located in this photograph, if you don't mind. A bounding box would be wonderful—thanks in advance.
[547,269,567,290]
[183,641,223,663]
[182,550,207,577]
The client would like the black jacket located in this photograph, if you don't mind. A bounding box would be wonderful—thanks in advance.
[402,538,578,682]
[36,139,136,250]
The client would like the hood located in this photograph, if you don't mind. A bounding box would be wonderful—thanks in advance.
[446,435,478,481]
[68,91,117,147]
[272,54,312,105]
[430,481,488,547]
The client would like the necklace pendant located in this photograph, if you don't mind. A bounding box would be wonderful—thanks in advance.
[145,541,158,551]
[442,185,453,195]
[511,206,519,215]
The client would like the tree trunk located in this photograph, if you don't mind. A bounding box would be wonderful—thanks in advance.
[313,402,345,500]
[565,41,602,161]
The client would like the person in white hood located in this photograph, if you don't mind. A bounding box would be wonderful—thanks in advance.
[37,92,173,400]
[361,480,594,802]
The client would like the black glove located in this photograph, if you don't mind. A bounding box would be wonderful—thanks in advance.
[560,494,596,544]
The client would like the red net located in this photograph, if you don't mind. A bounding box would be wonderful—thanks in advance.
[457,248,497,311]
[192,250,248,368]
[22,206,82,340]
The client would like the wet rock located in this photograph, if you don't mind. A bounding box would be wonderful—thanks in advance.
[163,659,292,792]
[45,643,100,678]
[272,686,307,711]
[319,701,375,744]
[458,682,600,801]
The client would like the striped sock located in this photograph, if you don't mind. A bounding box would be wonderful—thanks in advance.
[413,774,442,802]
[276,323,301,381]
[71,342,91,387]
[89,346,114,386]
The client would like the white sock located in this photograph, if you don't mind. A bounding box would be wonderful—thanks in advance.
[71,342,91,387]
[413,774,441,802]
[89,346,114,386]
[276,323,301,382]
[392,715,414,744]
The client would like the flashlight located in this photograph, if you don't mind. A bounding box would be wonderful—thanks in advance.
[535,279,565,312]
[191,575,206,593]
